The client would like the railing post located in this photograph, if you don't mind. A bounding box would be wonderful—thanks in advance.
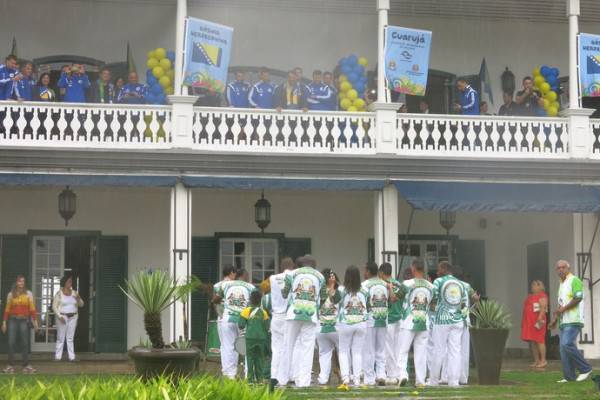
[372,102,399,154]
[168,95,197,147]
[564,108,594,159]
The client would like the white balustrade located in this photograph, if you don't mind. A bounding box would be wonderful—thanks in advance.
[397,114,570,158]
[192,107,377,154]
[591,119,600,157]
[0,101,172,149]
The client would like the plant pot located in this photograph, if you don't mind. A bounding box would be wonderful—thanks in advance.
[128,346,201,380]
[470,328,509,385]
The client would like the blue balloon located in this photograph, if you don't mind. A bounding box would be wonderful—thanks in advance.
[347,72,359,83]
[146,93,156,104]
[156,94,166,104]
[354,83,365,94]
[348,54,358,65]
[147,76,158,85]
[167,51,176,62]
[551,67,560,76]
[341,64,352,75]
[546,75,558,86]
[151,84,163,95]
[551,85,559,92]
[540,66,551,77]
[146,69,154,79]
[355,65,365,75]
[360,76,368,85]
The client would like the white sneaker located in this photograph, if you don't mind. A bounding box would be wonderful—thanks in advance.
[576,370,592,382]
[385,378,399,385]
[399,377,408,387]
[556,379,569,383]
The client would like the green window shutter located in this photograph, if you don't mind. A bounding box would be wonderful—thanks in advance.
[455,239,486,296]
[191,237,218,345]
[282,238,311,262]
[367,238,375,262]
[0,235,30,354]
[96,236,128,353]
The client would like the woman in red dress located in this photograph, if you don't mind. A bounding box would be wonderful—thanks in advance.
[521,280,548,368]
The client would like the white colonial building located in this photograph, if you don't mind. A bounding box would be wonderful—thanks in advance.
[1,0,600,360]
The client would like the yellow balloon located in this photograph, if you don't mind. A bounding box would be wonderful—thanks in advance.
[339,91,347,100]
[347,105,358,112]
[339,75,348,83]
[347,89,358,100]
[166,69,175,80]
[159,75,171,88]
[546,91,557,101]
[532,67,541,77]
[152,66,165,78]
[547,106,558,116]
[164,86,174,95]
[146,58,159,69]
[353,98,366,109]
[159,58,172,70]
[540,82,551,94]
[340,81,352,92]
[340,98,351,110]
[154,48,167,60]
[358,57,368,67]
[147,50,156,60]
[533,76,545,87]
[543,99,550,109]
[551,101,560,110]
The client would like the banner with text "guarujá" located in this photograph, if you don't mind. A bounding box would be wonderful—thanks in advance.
[579,33,600,97]
[183,17,233,94]
[384,26,432,96]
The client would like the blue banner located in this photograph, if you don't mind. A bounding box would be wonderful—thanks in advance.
[384,26,432,96]
[579,33,600,97]
[183,17,233,94]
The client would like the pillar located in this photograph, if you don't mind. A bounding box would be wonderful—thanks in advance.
[169,181,192,343]
[374,184,399,277]
[567,0,580,110]
[376,0,390,104]
[168,95,196,147]
[175,0,187,96]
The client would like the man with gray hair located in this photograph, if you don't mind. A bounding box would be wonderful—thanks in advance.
[549,260,592,383]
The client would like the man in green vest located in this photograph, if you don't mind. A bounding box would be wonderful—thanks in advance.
[549,260,592,383]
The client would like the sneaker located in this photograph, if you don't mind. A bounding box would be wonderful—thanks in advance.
[22,366,36,374]
[399,377,408,387]
[385,378,399,385]
[576,370,592,382]
[376,378,386,386]
[557,379,569,383]
[2,366,14,374]
[337,383,350,391]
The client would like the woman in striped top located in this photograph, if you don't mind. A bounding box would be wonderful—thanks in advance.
[1,275,39,374]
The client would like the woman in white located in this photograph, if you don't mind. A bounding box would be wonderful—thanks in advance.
[316,269,342,385]
[336,265,369,389]
[52,275,84,361]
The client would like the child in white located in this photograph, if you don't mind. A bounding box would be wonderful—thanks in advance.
[337,265,369,387]
[268,257,294,383]
[316,269,342,385]
[52,275,84,361]
[395,259,434,386]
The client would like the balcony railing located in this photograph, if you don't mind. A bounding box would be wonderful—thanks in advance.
[0,101,597,161]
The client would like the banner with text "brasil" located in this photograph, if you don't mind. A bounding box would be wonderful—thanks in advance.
[183,17,233,94]
[384,26,432,96]
[579,33,600,97]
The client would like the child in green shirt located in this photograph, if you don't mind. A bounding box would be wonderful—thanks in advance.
[238,290,270,383]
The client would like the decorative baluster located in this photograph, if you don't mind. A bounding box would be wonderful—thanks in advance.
[431,119,441,150]
[162,111,172,143]
[330,116,342,150]
[342,116,354,147]
[80,108,92,142]
[405,118,416,150]
[56,109,68,141]
[44,106,56,141]
[122,109,134,142]
[524,123,536,153]
[218,112,229,145]
[355,117,367,149]
[305,116,317,148]
[30,107,41,141]
[268,114,279,147]
[547,122,558,153]
[464,122,476,152]
[294,115,304,148]
[318,116,329,149]
[192,112,202,144]
[231,113,242,145]
[243,114,254,147]
[205,112,216,144]
[15,106,26,139]
[441,120,451,151]
[97,109,108,142]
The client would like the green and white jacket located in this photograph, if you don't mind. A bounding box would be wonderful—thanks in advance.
[337,287,369,325]
[558,273,585,328]
[397,278,434,331]
[216,280,256,324]
[282,267,326,323]
[432,274,468,325]
[386,278,404,324]
[318,286,343,333]
[361,278,389,328]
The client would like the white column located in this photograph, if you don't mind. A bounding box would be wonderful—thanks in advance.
[567,0,580,109]
[169,181,192,343]
[175,0,187,96]
[168,95,196,148]
[377,0,390,104]
[374,184,399,277]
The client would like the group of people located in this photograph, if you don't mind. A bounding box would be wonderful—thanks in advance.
[2,274,84,373]
[212,255,479,388]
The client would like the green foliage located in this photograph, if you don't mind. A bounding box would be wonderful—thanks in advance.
[471,299,512,329]
[172,338,192,349]
[0,375,286,400]
[121,270,179,315]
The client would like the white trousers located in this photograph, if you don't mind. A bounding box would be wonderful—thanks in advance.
[362,326,387,384]
[55,315,78,361]
[460,326,470,384]
[316,331,339,384]
[270,313,286,382]
[292,336,302,381]
[429,323,463,387]
[385,322,402,379]
[338,322,367,386]
[398,329,429,385]
[219,321,240,378]
[277,320,317,387]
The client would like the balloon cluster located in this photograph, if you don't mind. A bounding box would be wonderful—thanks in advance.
[532,65,560,117]
[145,48,176,104]
[338,55,369,112]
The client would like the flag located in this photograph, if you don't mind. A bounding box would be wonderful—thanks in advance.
[587,55,600,75]
[479,58,494,108]
[191,42,222,67]
[10,37,17,58]
[127,42,137,74]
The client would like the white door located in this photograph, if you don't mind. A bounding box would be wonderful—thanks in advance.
[31,236,64,352]
[219,238,278,285]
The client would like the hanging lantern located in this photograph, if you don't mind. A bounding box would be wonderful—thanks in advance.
[254,190,271,233]
[439,211,456,236]
[58,186,76,226]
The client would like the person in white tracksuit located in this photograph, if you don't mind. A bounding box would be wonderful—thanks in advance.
[336,265,369,388]
[52,275,84,362]
[380,261,404,385]
[361,262,389,386]
[316,268,342,385]
[213,266,236,346]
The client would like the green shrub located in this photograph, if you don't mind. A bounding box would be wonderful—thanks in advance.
[471,299,512,329]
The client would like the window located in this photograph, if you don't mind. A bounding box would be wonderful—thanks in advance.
[398,239,452,273]
[219,238,278,284]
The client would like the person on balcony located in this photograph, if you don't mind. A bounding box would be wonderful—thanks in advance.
[57,64,90,103]
[515,77,545,116]
[322,71,338,111]
[89,68,115,104]
[14,62,35,101]
[419,100,430,114]
[52,275,84,362]
[307,70,334,111]
[226,71,251,108]
[33,73,56,102]
[454,78,479,115]
[0,54,21,100]
[274,71,308,111]
[248,68,275,109]
[498,92,517,116]
[480,101,494,116]
[117,71,147,104]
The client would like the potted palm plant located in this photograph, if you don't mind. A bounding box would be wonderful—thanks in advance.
[122,270,202,379]
[470,299,512,385]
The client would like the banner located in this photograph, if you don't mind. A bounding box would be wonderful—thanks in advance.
[183,17,233,94]
[384,26,432,96]
[479,58,494,109]
[579,33,600,97]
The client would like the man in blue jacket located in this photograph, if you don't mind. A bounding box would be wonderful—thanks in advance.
[454,78,479,115]
[117,71,147,104]
[15,62,36,101]
[57,64,91,103]
[0,54,21,100]
[226,71,251,108]
[306,70,334,111]
[322,71,338,111]
[248,68,274,109]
